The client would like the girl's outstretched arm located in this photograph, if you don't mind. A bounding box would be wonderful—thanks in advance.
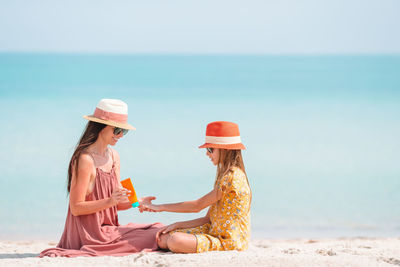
[144,187,222,213]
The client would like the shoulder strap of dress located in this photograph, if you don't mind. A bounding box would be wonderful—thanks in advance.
[109,147,115,167]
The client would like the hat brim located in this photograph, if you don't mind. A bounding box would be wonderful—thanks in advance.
[198,143,246,150]
[83,115,136,130]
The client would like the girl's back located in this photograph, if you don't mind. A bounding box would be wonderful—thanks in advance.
[209,166,251,251]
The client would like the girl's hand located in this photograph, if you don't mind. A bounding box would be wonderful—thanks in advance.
[156,223,180,242]
[110,187,130,205]
[138,196,156,213]
[142,203,163,212]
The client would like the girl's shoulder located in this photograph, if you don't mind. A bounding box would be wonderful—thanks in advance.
[220,167,245,184]
[230,167,248,188]
[231,166,246,178]
[218,167,247,192]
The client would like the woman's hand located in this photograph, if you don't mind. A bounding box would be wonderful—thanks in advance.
[156,223,180,242]
[138,196,156,213]
[110,187,130,206]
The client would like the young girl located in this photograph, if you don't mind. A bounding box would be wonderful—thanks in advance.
[40,99,163,257]
[143,121,251,253]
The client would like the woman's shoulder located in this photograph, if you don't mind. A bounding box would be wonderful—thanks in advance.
[78,152,95,166]
[71,152,95,174]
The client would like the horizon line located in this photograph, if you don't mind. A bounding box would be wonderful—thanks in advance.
[1,51,400,57]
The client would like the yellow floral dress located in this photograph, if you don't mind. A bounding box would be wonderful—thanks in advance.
[172,167,251,253]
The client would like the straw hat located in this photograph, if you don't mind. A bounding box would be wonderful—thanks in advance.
[198,121,245,150]
[83,99,136,130]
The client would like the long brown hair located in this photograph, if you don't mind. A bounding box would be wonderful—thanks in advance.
[216,149,252,207]
[67,121,107,193]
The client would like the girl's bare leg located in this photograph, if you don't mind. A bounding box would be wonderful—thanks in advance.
[157,233,169,250]
[158,232,197,253]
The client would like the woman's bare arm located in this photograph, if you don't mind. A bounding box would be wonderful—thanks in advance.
[69,154,126,216]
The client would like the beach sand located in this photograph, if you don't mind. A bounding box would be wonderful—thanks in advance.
[1,238,399,267]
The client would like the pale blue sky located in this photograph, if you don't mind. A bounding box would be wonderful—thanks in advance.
[0,0,399,54]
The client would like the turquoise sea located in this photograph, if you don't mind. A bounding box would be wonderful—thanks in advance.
[0,53,399,240]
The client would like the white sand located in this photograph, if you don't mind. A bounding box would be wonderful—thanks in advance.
[1,238,399,267]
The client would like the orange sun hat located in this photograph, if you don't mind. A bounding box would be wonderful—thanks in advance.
[198,121,246,150]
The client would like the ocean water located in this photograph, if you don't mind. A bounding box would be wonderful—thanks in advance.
[0,53,399,240]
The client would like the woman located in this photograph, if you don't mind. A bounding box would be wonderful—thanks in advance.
[40,99,163,257]
[143,121,251,253]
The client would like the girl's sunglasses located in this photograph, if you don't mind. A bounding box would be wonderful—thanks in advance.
[113,127,129,136]
[206,147,214,153]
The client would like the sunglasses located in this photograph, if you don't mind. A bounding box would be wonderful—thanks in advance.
[206,147,214,153]
[113,127,129,136]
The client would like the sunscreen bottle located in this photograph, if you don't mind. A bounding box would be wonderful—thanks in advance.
[120,178,139,208]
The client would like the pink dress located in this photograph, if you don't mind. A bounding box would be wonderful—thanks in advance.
[40,151,163,257]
